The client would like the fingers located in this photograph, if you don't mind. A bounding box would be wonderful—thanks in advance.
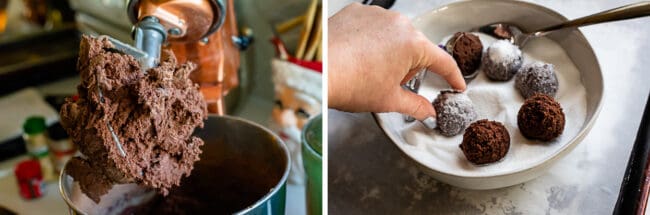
[414,34,466,92]
[390,88,436,121]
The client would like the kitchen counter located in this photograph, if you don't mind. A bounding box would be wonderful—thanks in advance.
[328,0,650,214]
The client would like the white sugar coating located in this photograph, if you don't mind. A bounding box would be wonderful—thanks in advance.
[515,61,559,98]
[433,91,478,136]
[483,40,524,81]
[376,33,587,177]
[488,40,522,64]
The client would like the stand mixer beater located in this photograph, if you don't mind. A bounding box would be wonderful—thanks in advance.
[112,0,243,114]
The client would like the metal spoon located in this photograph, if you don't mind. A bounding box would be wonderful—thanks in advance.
[474,1,650,47]
[403,70,426,122]
[400,69,438,129]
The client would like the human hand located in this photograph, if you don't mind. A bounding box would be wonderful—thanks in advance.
[328,3,465,121]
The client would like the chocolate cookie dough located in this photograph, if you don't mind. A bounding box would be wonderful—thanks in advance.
[517,93,565,141]
[515,62,559,98]
[60,36,207,202]
[460,119,510,165]
[482,40,523,81]
[446,32,483,78]
[432,90,477,136]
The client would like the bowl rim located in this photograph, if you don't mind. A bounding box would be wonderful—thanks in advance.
[59,114,292,214]
[234,115,291,214]
[302,114,323,158]
[373,0,604,180]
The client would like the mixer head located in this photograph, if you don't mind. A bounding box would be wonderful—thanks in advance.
[126,0,226,43]
[118,0,227,72]
[122,0,235,115]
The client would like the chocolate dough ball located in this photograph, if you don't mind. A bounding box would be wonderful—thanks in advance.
[517,93,565,141]
[515,62,559,98]
[433,90,477,136]
[482,40,523,81]
[460,119,510,165]
[446,32,483,78]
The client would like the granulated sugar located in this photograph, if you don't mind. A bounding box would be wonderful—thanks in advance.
[488,40,521,64]
[516,62,559,98]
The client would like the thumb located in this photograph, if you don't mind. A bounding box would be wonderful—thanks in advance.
[391,88,436,121]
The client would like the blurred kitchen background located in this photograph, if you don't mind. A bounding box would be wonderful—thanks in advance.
[0,0,318,214]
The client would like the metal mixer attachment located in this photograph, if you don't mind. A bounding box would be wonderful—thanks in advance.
[94,17,167,157]
[101,16,167,72]
[132,16,167,71]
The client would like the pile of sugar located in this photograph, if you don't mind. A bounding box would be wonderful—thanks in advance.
[376,33,587,177]
[488,40,521,65]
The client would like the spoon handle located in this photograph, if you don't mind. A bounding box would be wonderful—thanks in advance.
[534,1,650,36]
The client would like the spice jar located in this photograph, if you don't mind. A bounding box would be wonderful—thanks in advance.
[47,123,75,173]
[22,116,55,181]
[14,160,45,199]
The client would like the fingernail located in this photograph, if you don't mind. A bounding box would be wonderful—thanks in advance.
[421,117,437,129]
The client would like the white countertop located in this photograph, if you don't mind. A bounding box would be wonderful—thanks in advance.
[328,0,650,214]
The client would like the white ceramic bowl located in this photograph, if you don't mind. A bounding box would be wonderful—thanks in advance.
[374,0,604,190]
